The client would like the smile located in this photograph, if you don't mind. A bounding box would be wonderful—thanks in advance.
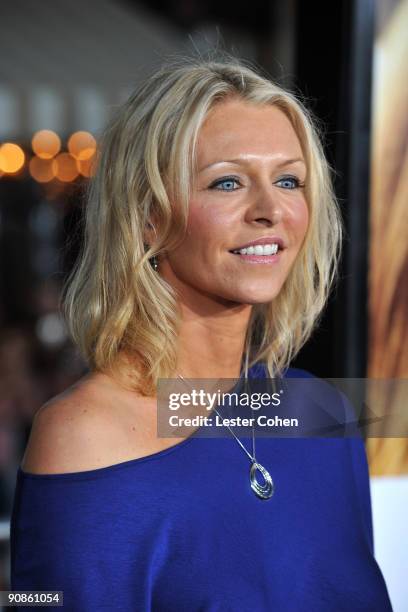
[231,243,279,256]
[229,245,283,264]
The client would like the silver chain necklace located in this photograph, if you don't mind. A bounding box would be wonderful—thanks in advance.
[176,374,274,500]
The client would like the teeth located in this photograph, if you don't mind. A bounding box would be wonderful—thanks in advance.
[233,243,279,256]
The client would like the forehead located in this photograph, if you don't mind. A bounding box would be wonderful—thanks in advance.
[196,98,303,166]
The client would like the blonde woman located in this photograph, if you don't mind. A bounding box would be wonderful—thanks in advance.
[10,56,392,611]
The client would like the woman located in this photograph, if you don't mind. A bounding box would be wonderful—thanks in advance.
[10,56,392,611]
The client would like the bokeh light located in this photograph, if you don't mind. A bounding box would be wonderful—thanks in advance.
[76,153,97,178]
[29,156,57,183]
[0,143,25,174]
[31,130,61,159]
[54,153,78,182]
[35,312,67,347]
[68,131,97,161]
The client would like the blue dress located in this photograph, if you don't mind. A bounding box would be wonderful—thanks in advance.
[10,366,393,611]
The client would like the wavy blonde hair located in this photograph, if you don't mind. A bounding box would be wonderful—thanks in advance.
[61,54,343,396]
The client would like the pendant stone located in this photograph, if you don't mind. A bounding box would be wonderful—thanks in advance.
[250,461,274,500]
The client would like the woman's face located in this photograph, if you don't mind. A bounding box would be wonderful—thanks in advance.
[159,98,309,306]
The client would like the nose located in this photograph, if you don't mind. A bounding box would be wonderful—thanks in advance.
[245,183,284,227]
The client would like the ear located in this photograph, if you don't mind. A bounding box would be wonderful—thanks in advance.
[144,222,157,247]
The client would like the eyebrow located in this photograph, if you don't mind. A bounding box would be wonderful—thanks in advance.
[198,157,306,172]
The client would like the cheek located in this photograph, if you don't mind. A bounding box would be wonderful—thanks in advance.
[186,200,233,243]
[289,196,309,238]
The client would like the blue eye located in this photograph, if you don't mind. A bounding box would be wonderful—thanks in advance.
[209,177,241,191]
[276,176,303,189]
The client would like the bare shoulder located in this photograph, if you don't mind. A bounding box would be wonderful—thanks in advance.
[20,372,136,475]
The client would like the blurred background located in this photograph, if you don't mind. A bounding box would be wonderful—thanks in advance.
[0,0,407,609]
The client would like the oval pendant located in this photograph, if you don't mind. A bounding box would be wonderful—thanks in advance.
[250,461,274,500]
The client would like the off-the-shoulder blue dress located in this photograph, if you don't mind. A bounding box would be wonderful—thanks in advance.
[10,366,393,611]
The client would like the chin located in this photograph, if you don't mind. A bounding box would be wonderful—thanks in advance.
[239,295,279,306]
[234,282,284,304]
[224,287,283,305]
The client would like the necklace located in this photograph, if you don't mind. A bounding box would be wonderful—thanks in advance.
[176,374,274,500]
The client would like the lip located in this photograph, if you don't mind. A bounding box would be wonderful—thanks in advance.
[229,236,286,252]
[231,251,282,264]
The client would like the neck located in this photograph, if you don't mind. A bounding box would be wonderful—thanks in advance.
[175,296,252,380]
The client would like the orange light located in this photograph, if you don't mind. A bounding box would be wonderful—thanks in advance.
[76,152,97,178]
[54,153,78,182]
[0,143,25,173]
[67,131,96,161]
[31,130,61,159]
[29,156,57,183]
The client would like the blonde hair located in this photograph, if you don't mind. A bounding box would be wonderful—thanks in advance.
[61,53,343,396]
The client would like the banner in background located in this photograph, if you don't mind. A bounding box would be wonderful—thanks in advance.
[367,0,408,474]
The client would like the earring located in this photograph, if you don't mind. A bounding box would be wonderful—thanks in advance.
[146,221,159,271]
[149,254,159,271]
